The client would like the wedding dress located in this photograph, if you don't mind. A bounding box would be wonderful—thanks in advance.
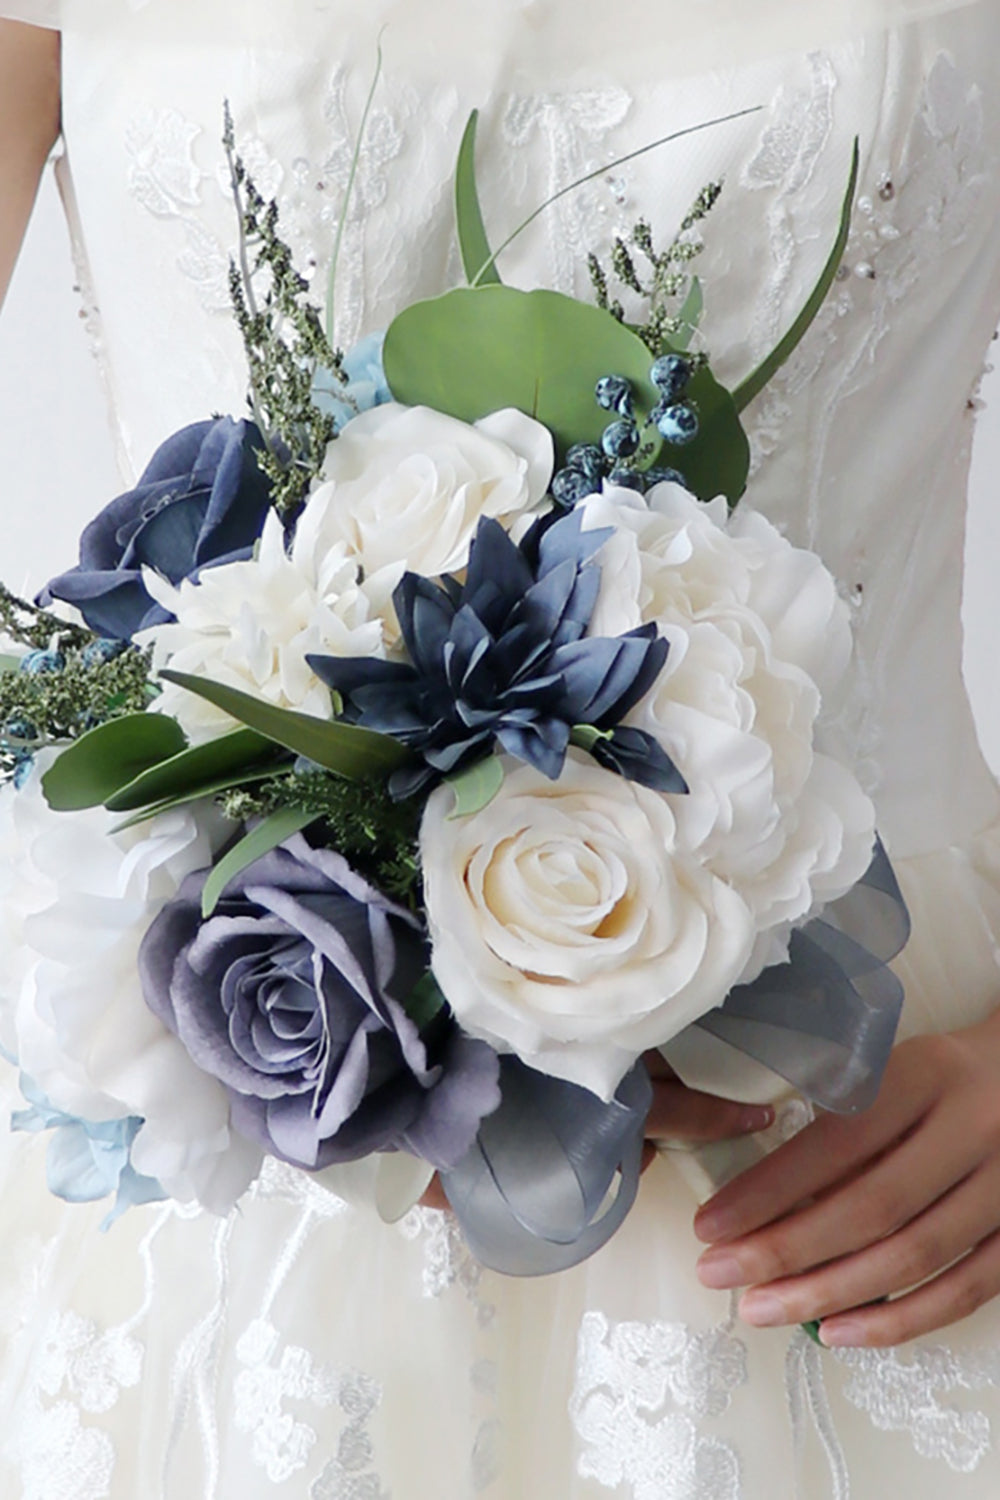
[2,1,1000,1496]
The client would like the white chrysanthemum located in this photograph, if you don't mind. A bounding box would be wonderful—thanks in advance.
[581,483,875,982]
[137,500,386,743]
[0,753,261,1211]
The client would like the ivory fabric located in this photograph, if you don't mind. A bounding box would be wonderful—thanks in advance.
[2,2,1000,1496]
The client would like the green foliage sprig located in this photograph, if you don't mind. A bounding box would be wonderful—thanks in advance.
[0,583,93,653]
[223,104,343,518]
[588,181,722,353]
[0,642,154,784]
[220,768,421,905]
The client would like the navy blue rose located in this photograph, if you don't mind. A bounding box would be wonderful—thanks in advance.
[41,417,272,640]
[138,835,500,1172]
[308,509,687,799]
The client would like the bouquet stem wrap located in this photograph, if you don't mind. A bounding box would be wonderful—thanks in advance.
[443,841,910,1276]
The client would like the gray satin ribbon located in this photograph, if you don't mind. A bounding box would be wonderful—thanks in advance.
[442,840,910,1275]
[440,1058,651,1276]
[694,838,910,1113]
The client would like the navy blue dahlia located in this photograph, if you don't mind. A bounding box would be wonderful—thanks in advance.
[308,510,687,800]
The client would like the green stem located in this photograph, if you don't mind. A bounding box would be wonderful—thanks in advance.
[470,105,763,286]
[326,39,385,348]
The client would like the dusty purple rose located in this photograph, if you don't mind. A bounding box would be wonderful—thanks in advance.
[138,835,500,1171]
[41,417,272,641]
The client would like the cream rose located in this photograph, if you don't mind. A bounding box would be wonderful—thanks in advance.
[421,752,756,1100]
[308,402,554,588]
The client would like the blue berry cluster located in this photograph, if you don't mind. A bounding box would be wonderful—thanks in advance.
[550,355,699,509]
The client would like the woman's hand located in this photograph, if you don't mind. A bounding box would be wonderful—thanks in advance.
[0,20,61,310]
[420,1053,775,1210]
[693,1013,1000,1347]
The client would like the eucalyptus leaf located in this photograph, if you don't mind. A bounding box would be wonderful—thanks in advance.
[734,139,860,413]
[455,111,501,287]
[404,972,448,1032]
[104,726,282,813]
[447,754,504,819]
[201,807,317,918]
[662,361,750,506]
[159,670,409,779]
[41,713,187,812]
[673,276,703,351]
[384,286,662,460]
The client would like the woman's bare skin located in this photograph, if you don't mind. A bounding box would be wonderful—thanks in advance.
[0,19,60,309]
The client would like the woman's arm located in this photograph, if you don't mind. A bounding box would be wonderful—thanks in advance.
[0,19,61,310]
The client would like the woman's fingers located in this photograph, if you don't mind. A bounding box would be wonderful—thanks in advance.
[694,1035,957,1244]
[734,1159,1000,1328]
[696,1096,986,1289]
[645,1078,773,1144]
[819,1222,1000,1348]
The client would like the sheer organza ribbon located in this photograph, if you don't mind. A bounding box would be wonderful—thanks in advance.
[441,839,910,1276]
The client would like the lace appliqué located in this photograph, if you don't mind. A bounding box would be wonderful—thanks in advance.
[502,88,632,295]
[1,1233,144,1500]
[397,1208,501,1491]
[743,50,988,484]
[834,1343,1000,1473]
[570,1308,748,1499]
[234,1317,386,1497]
[124,106,232,312]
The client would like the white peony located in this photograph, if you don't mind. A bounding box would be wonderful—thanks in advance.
[421,752,756,1100]
[0,754,262,1211]
[308,402,554,593]
[581,482,876,982]
[138,501,386,744]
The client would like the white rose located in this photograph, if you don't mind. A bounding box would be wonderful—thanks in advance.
[579,483,875,977]
[421,752,756,1100]
[138,502,385,744]
[1,755,262,1211]
[309,402,554,587]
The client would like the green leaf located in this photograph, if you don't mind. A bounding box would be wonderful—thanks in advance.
[0,653,22,674]
[385,285,663,460]
[201,807,317,918]
[104,726,283,813]
[455,111,501,287]
[570,725,614,754]
[107,764,283,833]
[41,713,187,811]
[663,361,750,507]
[447,754,504,819]
[802,1320,824,1347]
[734,139,860,413]
[404,971,447,1032]
[158,670,410,779]
[673,276,703,351]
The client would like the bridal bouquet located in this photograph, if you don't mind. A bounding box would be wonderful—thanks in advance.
[0,107,908,1272]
